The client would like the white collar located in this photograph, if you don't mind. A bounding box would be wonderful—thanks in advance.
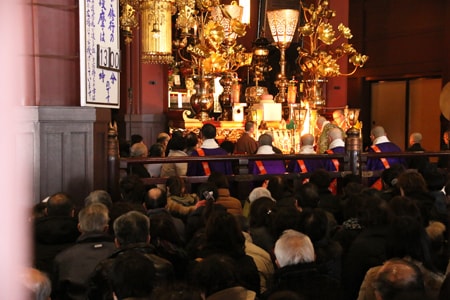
[321,120,330,130]
[300,145,316,154]
[201,138,220,149]
[373,136,390,144]
[256,145,275,154]
[329,139,345,149]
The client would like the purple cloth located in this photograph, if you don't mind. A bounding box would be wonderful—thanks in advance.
[366,142,405,171]
[324,146,345,171]
[249,159,286,175]
[287,157,324,173]
[186,147,233,176]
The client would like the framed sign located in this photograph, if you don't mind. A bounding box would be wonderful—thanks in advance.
[80,0,121,108]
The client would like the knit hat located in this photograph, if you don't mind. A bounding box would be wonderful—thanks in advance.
[248,187,275,203]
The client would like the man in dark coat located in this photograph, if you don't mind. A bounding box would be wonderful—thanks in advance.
[406,132,429,171]
[33,193,80,275]
[52,203,115,300]
[86,211,174,300]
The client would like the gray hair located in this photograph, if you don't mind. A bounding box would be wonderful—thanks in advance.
[113,211,150,246]
[21,268,52,300]
[78,203,109,233]
[274,229,315,267]
[258,133,273,146]
[84,190,112,209]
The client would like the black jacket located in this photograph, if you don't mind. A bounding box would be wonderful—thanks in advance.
[86,243,174,300]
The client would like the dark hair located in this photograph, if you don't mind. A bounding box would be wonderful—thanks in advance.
[309,169,332,191]
[249,196,276,228]
[386,216,435,271]
[131,134,143,145]
[245,121,255,132]
[185,132,199,148]
[271,206,303,240]
[191,254,241,297]
[111,251,156,299]
[267,175,287,201]
[149,143,165,157]
[298,207,329,243]
[119,174,146,204]
[149,213,183,246]
[295,182,320,209]
[151,283,203,300]
[46,193,73,217]
[388,196,422,224]
[167,135,186,152]
[397,170,428,194]
[205,211,246,257]
[201,123,216,139]
[166,176,186,197]
[358,195,391,228]
[220,141,235,154]
[113,211,149,246]
[207,171,229,189]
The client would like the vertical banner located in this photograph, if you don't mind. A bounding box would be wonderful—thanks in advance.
[80,0,121,108]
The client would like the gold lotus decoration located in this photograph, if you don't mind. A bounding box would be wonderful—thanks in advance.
[297,0,369,78]
[174,0,251,76]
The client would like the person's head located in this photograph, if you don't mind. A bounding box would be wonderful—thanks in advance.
[21,268,52,300]
[149,213,183,246]
[220,140,235,154]
[388,196,422,223]
[267,175,287,201]
[84,190,113,210]
[327,127,343,143]
[149,143,165,158]
[381,164,406,189]
[205,211,245,256]
[130,142,148,158]
[166,135,186,152]
[200,123,217,140]
[191,254,242,298]
[258,133,273,146]
[166,176,186,197]
[111,251,156,300]
[144,187,167,210]
[78,203,109,233]
[245,121,255,133]
[295,182,320,209]
[371,126,386,141]
[119,174,146,204]
[332,110,345,124]
[131,134,143,145]
[316,116,328,131]
[300,133,315,146]
[358,195,391,228]
[248,187,274,203]
[396,170,428,195]
[151,283,203,300]
[274,229,315,268]
[157,132,170,146]
[249,196,276,228]
[409,132,422,146]
[298,207,329,243]
[113,211,150,247]
[46,192,74,217]
[309,169,332,191]
[207,171,229,189]
[185,132,199,149]
[373,258,425,300]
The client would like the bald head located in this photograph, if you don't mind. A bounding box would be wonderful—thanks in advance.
[371,126,386,139]
[409,132,422,145]
[328,127,343,141]
[301,134,315,146]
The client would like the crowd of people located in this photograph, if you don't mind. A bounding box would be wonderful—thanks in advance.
[28,116,450,300]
